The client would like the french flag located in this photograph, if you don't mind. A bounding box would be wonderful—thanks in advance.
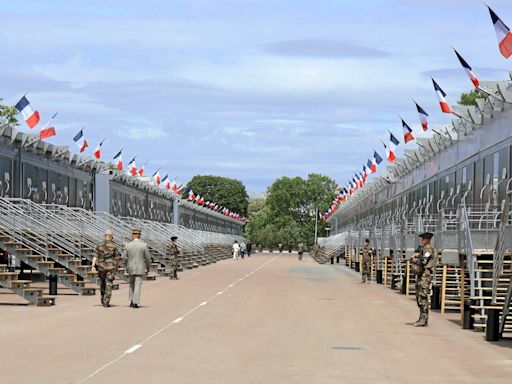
[187,190,195,201]
[384,133,399,163]
[15,96,40,129]
[152,170,161,186]
[453,49,479,88]
[127,157,137,176]
[487,5,512,59]
[401,118,415,144]
[348,182,354,195]
[366,159,373,174]
[93,139,105,160]
[363,164,371,179]
[138,162,146,177]
[162,175,171,190]
[359,171,366,186]
[372,150,383,173]
[414,101,429,132]
[175,184,184,195]
[432,78,452,114]
[73,129,88,153]
[39,112,58,140]
[113,149,123,171]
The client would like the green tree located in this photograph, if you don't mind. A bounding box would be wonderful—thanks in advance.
[458,89,483,106]
[0,98,19,126]
[246,173,337,248]
[184,175,249,215]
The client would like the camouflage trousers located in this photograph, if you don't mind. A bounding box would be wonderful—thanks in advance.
[98,269,115,305]
[415,270,432,321]
[169,260,179,279]
[361,258,371,282]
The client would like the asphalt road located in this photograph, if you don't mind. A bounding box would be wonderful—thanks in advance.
[2,253,512,384]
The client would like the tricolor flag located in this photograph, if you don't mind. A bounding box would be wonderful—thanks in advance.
[175,183,184,195]
[187,190,196,201]
[432,78,452,114]
[389,132,399,162]
[152,170,161,185]
[15,96,40,129]
[162,175,171,190]
[127,157,137,176]
[358,172,365,187]
[113,149,123,170]
[414,101,429,132]
[363,164,371,179]
[367,159,374,175]
[401,118,415,144]
[487,5,512,59]
[73,129,88,153]
[93,139,105,160]
[453,48,479,88]
[39,112,58,139]
[372,150,383,173]
[138,162,146,177]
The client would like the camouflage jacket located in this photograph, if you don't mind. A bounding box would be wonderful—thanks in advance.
[94,240,121,271]
[166,242,180,259]
[411,244,437,274]
[361,244,374,260]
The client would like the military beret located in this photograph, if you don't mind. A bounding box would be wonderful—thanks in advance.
[419,232,434,239]
[105,230,113,236]
[364,238,369,243]
[132,228,142,235]
[171,236,178,241]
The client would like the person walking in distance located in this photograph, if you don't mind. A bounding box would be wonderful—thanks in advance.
[246,242,252,257]
[232,240,240,260]
[297,242,304,261]
[167,236,180,280]
[360,239,374,284]
[91,229,121,307]
[240,241,246,259]
[410,232,437,327]
[122,228,151,309]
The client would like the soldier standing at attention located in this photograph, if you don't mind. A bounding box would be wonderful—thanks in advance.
[360,239,374,284]
[122,228,151,309]
[91,230,121,307]
[167,236,180,280]
[411,232,437,327]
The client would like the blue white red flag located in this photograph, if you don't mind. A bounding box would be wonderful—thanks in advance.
[15,96,40,129]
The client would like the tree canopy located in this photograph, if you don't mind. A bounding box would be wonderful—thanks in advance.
[185,175,249,216]
[0,99,19,126]
[458,89,483,106]
[245,173,337,249]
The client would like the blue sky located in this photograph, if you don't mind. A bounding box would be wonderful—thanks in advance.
[1,0,510,195]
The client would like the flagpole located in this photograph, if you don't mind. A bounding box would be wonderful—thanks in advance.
[314,208,319,245]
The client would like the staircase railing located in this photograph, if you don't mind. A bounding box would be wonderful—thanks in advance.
[460,205,476,298]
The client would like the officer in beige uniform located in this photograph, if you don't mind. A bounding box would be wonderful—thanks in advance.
[122,228,151,308]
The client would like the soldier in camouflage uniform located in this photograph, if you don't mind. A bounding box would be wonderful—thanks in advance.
[91,230,121,307]
[166,236,181,280]
[360,239,374,284]
[411,232,437,327]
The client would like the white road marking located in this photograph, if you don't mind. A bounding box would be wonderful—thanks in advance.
[74,254,279,384]
[125,345,142,354]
